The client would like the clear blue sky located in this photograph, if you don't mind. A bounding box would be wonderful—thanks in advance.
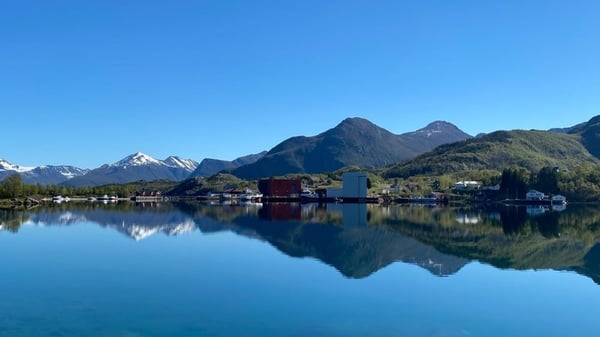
[2,0,599,169]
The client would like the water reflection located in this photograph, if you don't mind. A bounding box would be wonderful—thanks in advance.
[14,202,196,240]
[3,202,600,284]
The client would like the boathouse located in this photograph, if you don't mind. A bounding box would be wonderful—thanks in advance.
[258,178,301,197]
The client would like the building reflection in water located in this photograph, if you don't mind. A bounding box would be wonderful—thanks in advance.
[258,202,367,227]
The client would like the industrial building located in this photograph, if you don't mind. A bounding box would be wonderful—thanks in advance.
[326,172,368,202]
[258,178,302,197]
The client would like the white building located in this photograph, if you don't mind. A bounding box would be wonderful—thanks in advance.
[326,172,368,199]
[454,181,481,190]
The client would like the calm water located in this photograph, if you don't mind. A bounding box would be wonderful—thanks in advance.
[1,201,600,336]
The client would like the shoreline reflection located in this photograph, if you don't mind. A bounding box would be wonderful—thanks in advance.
[2,202,600,284]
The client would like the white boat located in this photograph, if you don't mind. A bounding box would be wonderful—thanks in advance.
[220,193,233,200]
[240,189,263,201]
[52,195,70,203]
[300,189,319,200]
[98,195,118,202]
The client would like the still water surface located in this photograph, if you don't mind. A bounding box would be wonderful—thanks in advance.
[1,202,600,336]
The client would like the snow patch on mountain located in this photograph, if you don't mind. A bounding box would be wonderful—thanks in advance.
[0,158,34,173]
[111,153,198,172]
[163,156,199,172]
[114,152,162,167]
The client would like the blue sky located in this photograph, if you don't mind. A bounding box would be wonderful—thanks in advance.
[2,0,599,169]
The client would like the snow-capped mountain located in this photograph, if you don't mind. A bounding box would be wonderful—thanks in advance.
[22,165,90,185]
[63,152,199,187]
[114,152,162,167]
[163,156,199,172]
[0,158,34,173]
[1,158,87,185]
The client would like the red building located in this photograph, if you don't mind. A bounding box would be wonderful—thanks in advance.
[258,178,301,197]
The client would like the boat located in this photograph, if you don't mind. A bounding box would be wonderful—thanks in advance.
[395,196,439,204]
[394,193,448,205]
[98,195,118,202]
[220,193,233,200]
[300,189,320,201]
[52,195,70,203]
[240,189,263,201]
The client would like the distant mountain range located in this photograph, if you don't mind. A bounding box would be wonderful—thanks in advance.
[1,159,89,185]
[232,118,472,179]
[2,115,600,186]
[62,152,200,187]
[0,151,267,187]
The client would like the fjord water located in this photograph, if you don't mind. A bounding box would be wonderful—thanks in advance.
[1,202,600,337]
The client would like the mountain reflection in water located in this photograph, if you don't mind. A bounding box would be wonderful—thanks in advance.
[2,201,600,284]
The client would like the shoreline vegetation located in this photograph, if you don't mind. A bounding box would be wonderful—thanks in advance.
[2,164,600,209]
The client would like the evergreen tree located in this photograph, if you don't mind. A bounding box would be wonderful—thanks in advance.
[0,174,24,198]
[500,167,530,199]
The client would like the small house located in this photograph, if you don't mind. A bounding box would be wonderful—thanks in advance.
[526,189,546,200]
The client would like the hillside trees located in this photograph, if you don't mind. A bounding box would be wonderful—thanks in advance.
[497,164,600,201]
[533,166,560,195]
[0,174,24,198]
[500,167,530,199]
[558,164,600,201]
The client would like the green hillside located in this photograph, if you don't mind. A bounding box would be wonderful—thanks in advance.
[233,117,471,179]
[384,129,599,178]
[569,115,600,159]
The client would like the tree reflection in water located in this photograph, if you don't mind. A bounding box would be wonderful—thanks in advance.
[3,202,600,285]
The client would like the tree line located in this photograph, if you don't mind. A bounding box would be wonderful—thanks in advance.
[497,164,600,201]
[0,174,174,200]
[2,164,600,202]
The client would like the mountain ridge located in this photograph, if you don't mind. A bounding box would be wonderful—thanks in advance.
[189,151,267,178]
[232,117,472,179]
[1,159,89,185]
[384,128,599,178]
[3,115,600,186]
[62,152,199,187]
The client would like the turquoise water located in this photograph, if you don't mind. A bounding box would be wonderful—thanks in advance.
[1,202,600,336]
